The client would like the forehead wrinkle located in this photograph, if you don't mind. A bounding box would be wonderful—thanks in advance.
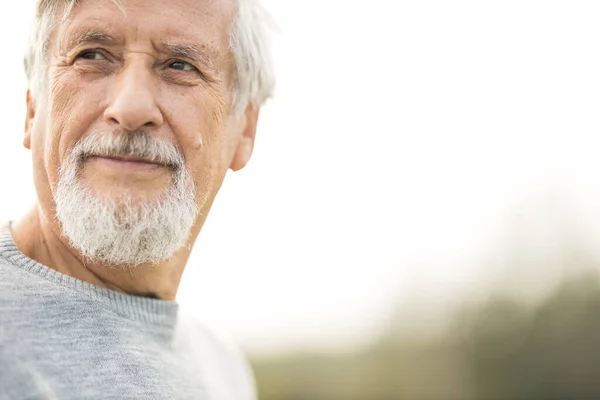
[73,29,118,47]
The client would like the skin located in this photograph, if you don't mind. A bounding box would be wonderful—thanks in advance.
[11,0,260,300]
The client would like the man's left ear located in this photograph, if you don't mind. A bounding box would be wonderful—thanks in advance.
[24,89,35,150]
[230,107,260,172]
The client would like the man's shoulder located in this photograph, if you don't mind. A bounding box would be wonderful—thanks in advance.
[0,253,63,307]
[0,239,41,293]
[0,255,31,305]
[175,311,257,400]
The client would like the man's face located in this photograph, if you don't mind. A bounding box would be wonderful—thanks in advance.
[25,0,256,266]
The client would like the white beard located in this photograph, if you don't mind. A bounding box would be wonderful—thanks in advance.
[54,132,198,268]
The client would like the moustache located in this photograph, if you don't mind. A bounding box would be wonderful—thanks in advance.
[70,131,185,171]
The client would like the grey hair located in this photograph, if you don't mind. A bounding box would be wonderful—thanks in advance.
[24,0,275,114]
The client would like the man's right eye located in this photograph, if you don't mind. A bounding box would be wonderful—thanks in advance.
[76,50,106,61]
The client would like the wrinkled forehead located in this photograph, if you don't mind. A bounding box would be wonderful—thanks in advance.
[52,0,236,56]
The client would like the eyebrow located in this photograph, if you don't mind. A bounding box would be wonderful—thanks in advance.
[158,42,218,71]
[64,28,120,52]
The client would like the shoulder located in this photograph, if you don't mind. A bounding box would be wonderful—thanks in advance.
[175,311,257,400]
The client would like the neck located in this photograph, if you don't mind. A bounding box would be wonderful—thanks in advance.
[11,206,201,301]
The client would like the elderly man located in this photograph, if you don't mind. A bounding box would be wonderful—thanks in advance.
[0,0,274,398]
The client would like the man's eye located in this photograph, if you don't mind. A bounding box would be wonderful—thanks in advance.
[169,61,196,71]
[76,51,106,61]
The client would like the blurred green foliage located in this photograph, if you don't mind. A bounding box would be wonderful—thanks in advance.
[251,272,600,400]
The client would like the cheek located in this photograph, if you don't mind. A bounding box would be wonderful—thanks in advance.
[172,93,231,199]
[182,92,228,145]
[46,69,106,181]
[49,69,82,135]
[167,83,230,156]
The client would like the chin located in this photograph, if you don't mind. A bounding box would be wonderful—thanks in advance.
[90,184,172,207]
[54,158,199,268]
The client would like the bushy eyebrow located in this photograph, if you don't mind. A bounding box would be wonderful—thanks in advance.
[64,28,120,51]
[158,42,218,71]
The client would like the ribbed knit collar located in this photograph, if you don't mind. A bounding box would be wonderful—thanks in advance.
[0,222,179,326]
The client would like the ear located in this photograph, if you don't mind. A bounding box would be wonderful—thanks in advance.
[24,89,35,150]
[230,107,260,172]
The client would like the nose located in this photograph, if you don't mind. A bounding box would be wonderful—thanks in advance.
[104,61,164,131]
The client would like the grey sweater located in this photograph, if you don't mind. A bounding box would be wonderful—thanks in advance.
[0,224,256,400]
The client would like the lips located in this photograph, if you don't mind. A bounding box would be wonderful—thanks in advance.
[83,154,166,173]
[94,155,162,165]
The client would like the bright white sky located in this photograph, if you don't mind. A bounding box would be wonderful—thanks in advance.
[1,1,600,356]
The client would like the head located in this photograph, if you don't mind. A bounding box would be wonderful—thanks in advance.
[23,0,274,268]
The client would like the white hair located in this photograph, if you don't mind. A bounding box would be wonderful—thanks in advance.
[55,131,198,268]
[24,0,275,114]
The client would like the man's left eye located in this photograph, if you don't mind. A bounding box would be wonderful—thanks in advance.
[169,61,196,71]
[76,50,106,61]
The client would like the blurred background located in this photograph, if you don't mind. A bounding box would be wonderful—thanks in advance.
[2,1,600,398]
